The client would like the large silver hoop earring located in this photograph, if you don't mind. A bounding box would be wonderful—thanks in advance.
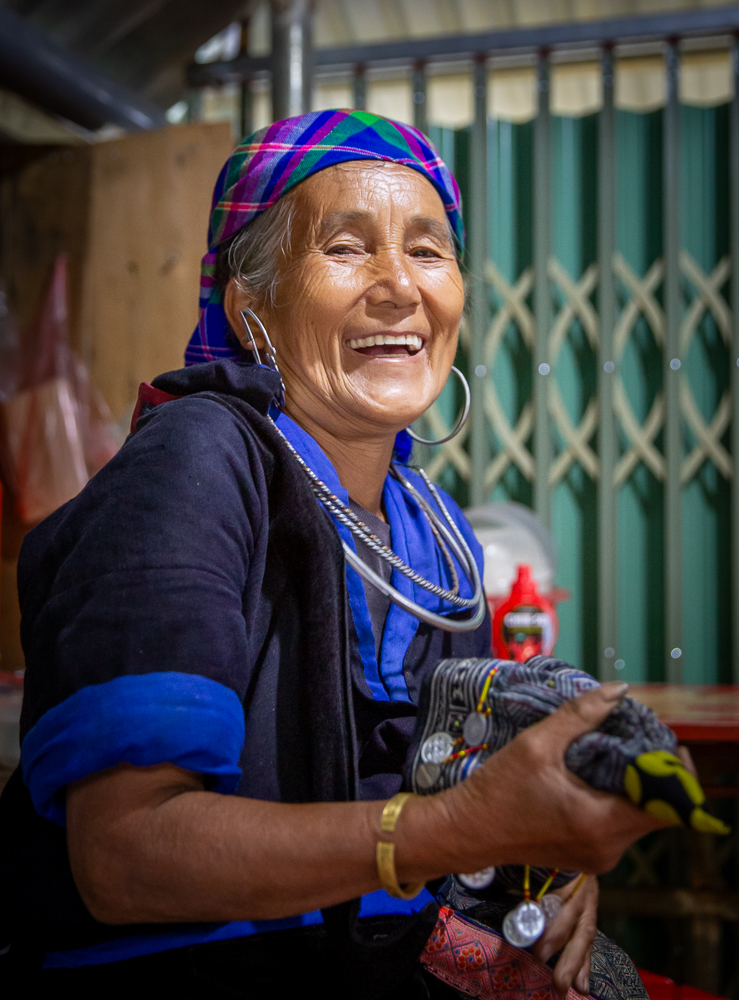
[406,365,471,446]
[240,307,286,409]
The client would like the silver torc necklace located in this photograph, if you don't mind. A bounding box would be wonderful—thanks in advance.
[237,309,484,632]
[272,423,486,634]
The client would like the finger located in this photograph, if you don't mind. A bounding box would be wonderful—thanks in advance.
[535,683,629,752]
[553,926,593,995]
[534,876,594,964]
[575,947,592,995]
[677,745,698,777]
[552,883,597,994]
[531,903,580,964]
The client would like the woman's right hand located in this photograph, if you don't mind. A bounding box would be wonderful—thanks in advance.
[395,683,669,883]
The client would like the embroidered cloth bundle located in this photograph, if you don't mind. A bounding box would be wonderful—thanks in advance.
[422,906,648,1000]
[422,906,591,1000]
[409,656,728,836]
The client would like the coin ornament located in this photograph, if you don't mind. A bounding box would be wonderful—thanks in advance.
[457,867,496,890]
[539,893,563,924]
[415,762,441,789]
[502,900,546,948]
[421,731,455,764]
[462,711,489,746]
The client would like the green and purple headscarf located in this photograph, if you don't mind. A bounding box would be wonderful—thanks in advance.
[185,109,464,366]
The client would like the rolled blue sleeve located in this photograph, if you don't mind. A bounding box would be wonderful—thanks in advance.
[22,672,245,826]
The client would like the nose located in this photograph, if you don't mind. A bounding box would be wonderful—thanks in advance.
[364,247,421,311]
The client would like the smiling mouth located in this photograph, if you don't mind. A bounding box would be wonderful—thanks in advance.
[346,334,423,357]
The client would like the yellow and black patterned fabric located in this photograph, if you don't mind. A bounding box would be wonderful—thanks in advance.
[623,750,729,834]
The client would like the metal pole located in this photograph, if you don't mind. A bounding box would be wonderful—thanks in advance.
[534,49,552,527]
[240,80,254,138]
[469,56,489,507]
[238,18,253,139]
[731,34,739,683]
[271,0,313,121]
[598,44,618,682]
[185,87,202,123]
[412,60,428,134]
[352,63,366,110]
[189,8,739,91]
[664,38,683,682]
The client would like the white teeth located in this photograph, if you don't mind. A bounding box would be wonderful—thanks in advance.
[347,334,424,351]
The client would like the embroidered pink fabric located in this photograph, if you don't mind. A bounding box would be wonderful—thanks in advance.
[422,906,592,1000]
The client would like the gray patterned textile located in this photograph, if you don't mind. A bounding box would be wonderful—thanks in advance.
[410,656,676,799]
[409,656,679,892]
[590,931,649,1000]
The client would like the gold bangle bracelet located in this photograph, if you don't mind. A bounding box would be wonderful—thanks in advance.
[376,792,425,901]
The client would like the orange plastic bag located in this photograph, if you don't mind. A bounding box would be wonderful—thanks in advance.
[0,257,119,524]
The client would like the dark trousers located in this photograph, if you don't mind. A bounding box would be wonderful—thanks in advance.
[2,928,462,1000]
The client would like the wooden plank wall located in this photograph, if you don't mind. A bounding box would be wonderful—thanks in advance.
[0,121,234,673]
[80,122,234,422]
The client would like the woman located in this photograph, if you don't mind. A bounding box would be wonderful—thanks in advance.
[0,111,660,998]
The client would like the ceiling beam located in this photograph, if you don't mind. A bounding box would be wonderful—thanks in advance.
[188,2,739,85]
[0,4,167,131]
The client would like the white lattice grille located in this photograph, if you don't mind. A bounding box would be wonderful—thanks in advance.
[679,251,733,484]
[483,262,535,490]
[548,259,600,486]
[613,254,666,486]
[418,254,733,490]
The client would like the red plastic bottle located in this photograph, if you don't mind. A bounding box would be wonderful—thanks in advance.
[491,563,558,661]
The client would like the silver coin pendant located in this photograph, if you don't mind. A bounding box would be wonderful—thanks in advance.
[457,867,496,891]
[421,731,455,764]
[415,762,441,789]
[540,893,564,924]
[502,900,546,948]
[462,711,489,746]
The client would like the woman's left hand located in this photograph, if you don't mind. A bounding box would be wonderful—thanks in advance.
[529,874,598,997]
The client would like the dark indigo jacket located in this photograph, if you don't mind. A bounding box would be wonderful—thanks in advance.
[0,361,491,972]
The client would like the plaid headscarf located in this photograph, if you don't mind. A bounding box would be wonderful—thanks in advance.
[185,109,464,366]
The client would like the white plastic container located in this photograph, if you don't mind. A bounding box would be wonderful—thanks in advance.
[464,503,556,598]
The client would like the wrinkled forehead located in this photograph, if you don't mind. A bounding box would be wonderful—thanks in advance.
[290,161,455,242]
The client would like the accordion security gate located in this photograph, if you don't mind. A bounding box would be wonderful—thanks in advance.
[417,43,739,688]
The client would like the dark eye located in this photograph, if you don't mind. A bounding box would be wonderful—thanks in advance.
[410,246,442,259]
[327,243,358,256]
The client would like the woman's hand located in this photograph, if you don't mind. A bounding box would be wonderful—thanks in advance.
[530,875,598,996]
[395,683,669,883]
[67,683,666,926]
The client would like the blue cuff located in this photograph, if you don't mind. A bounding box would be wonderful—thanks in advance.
[22,672,245,826]
[43,892,436,968]
[358,887,435,917]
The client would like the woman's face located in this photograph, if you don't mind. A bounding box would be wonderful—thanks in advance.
[225,161,464,444]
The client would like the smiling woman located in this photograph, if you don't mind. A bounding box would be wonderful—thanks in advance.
[221,161,464,518]
[0,111,661,999]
